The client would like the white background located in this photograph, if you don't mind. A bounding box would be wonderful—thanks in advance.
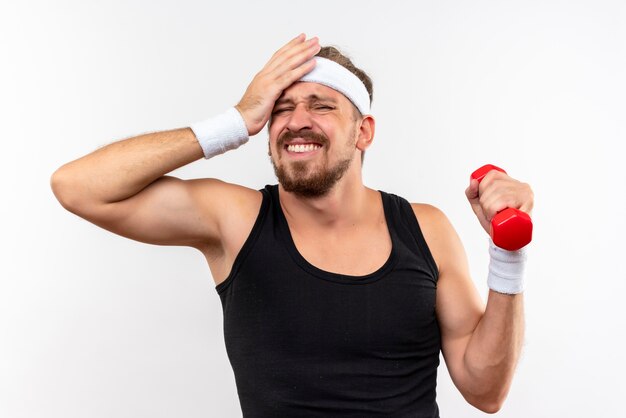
[2,0,625,416]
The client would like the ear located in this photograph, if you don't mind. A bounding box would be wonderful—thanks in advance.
[355,115,375,151]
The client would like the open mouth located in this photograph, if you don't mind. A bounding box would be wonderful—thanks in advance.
[285,143,322,153]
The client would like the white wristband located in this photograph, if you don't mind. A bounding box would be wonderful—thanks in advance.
[487,238,527,294]
[189,107,249,159]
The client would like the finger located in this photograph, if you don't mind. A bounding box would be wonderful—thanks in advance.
[254,53,317,104]
[465,178,480,200]
[261,45,319,94]
[272,33,307,58]
[481,183,529,220]
[265,40,319,78]
[276,58,317,88]
[519,204,533,216]
[266,35,310,67]
[270,44,320,87]
[519,184,534,214]
[281,40,321,71]
[262,34,308,71]
[265,37,319,73]
[478,170,509,194]
[275,35,318,61]
[485,195,515,220]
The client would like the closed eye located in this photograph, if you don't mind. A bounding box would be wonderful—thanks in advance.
[272,108,292,115]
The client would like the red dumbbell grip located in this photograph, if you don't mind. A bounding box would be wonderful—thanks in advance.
[470,164,533,251]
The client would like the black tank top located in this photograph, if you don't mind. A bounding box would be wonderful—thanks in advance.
[216,185,441,417]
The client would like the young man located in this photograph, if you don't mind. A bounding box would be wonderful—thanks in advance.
[51,34,533,417]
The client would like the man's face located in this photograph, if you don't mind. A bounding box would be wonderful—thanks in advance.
[268,82,361,198]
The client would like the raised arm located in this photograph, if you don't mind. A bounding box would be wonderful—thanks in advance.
[416,170,533,413]
[50,34,321,251]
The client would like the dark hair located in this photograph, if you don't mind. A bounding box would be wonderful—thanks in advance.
[316,46,373,109]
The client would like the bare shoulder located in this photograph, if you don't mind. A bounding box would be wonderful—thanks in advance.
[409,202,449,228]
[186,178,263,239]
[409,203,461,273]
[187,179,263,274]
[409,203,483,340]
[187,178,262,214]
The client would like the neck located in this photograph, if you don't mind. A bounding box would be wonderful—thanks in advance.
[278,171,371,228]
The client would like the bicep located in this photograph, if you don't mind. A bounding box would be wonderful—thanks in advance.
[412,204,484,385]
[436,259,484,388]
[87,176,226,249]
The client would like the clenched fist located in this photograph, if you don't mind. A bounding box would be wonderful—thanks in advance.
[465,168,534,238]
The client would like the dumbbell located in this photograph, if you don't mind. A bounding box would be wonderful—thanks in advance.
[470,164,533,251]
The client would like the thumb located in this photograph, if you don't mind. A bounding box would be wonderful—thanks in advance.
[465,177,491,235]
[465,178,480,202]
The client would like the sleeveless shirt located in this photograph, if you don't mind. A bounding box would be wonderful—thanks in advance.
[216,185,441,417]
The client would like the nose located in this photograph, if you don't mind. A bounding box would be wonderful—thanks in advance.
[286,104,313,132]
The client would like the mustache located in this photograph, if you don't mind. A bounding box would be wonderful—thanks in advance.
[277,130,329,149]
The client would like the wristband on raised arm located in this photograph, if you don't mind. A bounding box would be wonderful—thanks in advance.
[487,238,527,294]
[190,107,249,159]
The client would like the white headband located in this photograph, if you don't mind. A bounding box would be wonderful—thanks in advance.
[299,57,371,115]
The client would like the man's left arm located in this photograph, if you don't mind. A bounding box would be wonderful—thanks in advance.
[414,171,532,413]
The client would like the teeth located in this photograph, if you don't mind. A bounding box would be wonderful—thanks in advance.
[287,144,321,153]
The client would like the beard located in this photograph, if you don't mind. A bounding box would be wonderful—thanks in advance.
[269,129,356,198]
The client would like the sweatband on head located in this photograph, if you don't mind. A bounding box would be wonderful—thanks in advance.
[487,238,527,294]
[299,57,371,115]
[189,107,249,159]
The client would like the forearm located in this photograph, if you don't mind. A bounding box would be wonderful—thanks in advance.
[51,127,203,207]
[462,291,525,408]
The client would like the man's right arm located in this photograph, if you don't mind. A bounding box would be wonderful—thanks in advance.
[50,127,229,250]
[51,34,321,251]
